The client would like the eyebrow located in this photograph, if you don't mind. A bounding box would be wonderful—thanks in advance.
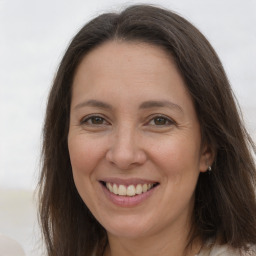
[139,100,183,113]
[74,99,113,110]
[74,99,183,113]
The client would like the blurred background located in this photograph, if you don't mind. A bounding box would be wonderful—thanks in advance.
[0,0,255,255]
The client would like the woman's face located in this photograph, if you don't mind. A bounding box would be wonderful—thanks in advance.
[68,41,211,239]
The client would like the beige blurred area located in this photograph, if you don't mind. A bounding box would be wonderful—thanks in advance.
[0,189,41,256]
[0,234,25,256]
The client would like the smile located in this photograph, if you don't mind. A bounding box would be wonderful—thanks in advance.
[102,182,158,197]
[100,179,160,207]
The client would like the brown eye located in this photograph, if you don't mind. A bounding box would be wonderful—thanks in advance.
[90,116,104,124]
[81,116,108,125]
[147,115,174,127]
[153,117,168,125]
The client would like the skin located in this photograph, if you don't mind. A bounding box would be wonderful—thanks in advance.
[68,41,213,256]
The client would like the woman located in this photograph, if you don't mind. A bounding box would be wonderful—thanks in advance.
[39,4,256,256]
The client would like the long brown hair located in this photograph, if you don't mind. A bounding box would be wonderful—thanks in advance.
[39,4,256,256]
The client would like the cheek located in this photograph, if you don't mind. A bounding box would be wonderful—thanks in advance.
[150,134,201,173]
[153,136,201,206]
[68,135,106,179]
[68,135,106,207]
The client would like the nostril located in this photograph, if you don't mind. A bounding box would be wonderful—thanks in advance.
[106,148,147,170]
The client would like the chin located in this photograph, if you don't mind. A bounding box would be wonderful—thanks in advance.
[101,215,155,239]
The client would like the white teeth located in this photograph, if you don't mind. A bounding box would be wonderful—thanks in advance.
[113,184,118,195]
[106,183,113,192]
[142,184,148,193]
[118,185,126,196]
[105,182,156,197]
[136,184,143,194]
[127,185,136,196]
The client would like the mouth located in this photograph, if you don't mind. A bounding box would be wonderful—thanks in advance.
[100,181,159,197]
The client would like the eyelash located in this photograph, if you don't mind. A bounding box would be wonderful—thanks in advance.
[80,114,175,127]
[80,115,109,126]
[146,115,175,127]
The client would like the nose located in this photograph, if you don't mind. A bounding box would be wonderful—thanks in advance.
[105,126,147,170]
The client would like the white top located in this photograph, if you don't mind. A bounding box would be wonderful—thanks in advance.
[0,234,25,256]
[197,243,256,256]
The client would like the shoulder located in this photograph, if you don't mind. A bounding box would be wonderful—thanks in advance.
[199,243,256,256]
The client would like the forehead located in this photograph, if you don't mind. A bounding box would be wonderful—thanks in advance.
[78,40,174,70]
[73,40,186,92]
[81,40,173,66]
[72,40,194,111]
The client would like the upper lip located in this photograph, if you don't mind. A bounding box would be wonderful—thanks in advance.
[99,177,159,186]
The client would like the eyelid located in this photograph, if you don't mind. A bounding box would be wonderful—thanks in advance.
[80,114,110,125]
[146,114,176,126]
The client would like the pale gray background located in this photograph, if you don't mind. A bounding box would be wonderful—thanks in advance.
[0,0,255,255]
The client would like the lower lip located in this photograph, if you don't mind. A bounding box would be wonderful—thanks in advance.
[100,183,158,207]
